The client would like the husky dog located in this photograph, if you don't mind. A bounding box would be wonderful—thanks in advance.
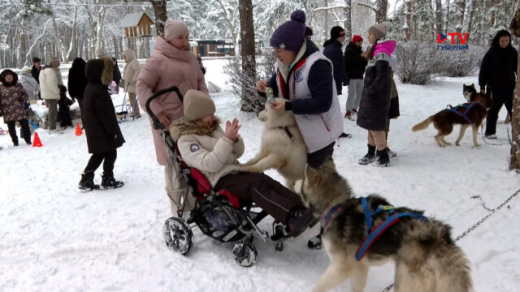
[294,160,473,292]
[463,84,477,102]
[412,91,493,147]
[241,98,307,190]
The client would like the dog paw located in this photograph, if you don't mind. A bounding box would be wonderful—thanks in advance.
[474,143,481,147]
[444,142,452,146]
[455,142,460,146]
[241,166,262,173]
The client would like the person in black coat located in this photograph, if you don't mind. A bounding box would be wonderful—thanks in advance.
[79,56,125,190]
[344,35,368,119]
[479,30,518,139]
[68,58,88,111]
[323,26,349,96]
[112,57,122,93]
[31,57,42,99]
[323,26,352,138]
[31,57,42,84]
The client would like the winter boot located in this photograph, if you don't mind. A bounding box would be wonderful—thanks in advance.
[79,171,100,190]
[287,208,314,237]
[358,145,376,165]
[376,148,390,167]
[308,234,322,250]
[101,173,124,189]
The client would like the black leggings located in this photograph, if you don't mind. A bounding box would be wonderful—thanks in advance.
[307,142,335,168]
[485,93,513,136]
[215,172,305,224]
[7,119,31,145]
[84,150,117,176]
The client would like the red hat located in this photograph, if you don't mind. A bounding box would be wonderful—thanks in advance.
[352,35,363,43]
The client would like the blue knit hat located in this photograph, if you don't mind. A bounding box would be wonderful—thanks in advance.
[270,10,306,52]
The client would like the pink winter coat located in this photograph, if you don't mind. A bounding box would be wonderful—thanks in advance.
[137,36,208,165]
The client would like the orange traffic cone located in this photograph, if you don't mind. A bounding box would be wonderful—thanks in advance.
[75,123,83,136]
[33,132,43,147]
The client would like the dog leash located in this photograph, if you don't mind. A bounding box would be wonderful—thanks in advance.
[480,124,512,146]
[380,188,520,292]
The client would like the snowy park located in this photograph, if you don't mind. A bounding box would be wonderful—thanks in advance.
[2,0,520,291]
[1,58,520,291]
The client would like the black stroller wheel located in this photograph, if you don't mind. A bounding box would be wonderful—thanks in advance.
[232,240,258,267]
[163,217,193,255]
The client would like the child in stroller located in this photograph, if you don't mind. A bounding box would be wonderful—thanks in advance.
[146,88,314,267]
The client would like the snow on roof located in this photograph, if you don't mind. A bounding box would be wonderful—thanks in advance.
[121,12,151,28]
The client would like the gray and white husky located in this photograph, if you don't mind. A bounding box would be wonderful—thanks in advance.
[295,159,473,292]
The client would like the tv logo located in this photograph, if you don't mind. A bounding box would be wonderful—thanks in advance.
[437,33,469,45]
[437,33,469,50]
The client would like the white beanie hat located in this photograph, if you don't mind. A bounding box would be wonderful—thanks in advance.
[368,22,391,40]
[164,20,189,41]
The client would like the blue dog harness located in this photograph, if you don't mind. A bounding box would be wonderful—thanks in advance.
[445,102,483,124]
[354,197,428,261]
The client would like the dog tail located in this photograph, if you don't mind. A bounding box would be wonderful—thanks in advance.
[411,116,434,132]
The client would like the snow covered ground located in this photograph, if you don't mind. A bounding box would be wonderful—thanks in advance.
[1,59,519,292]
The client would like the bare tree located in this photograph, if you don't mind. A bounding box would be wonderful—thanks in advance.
[343,0,352,40]
[375,0,388,22]
[214,0,240,56]
[435,0,443,35]
[405,0,412,40]
[445,0,450,33]
[464,0,476,34]
[455,0,466,32]
[66,6,79,61]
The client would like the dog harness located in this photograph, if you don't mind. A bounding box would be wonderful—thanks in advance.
[355,197,428,261]
[446,102,484,124]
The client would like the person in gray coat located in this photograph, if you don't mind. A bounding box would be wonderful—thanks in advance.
[20,66,40,100]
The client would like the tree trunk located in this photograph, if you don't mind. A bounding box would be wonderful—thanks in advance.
[238,0,260,112]
[375,0,388,22]
[464,0,476,35]
[343,0,352,40]
[445,0,451,34]
[150,0,167,36]
[96,7,107,57]
[510,40,520,170]
[67,7,78,61]
[405,0,412,41]
[50,13,69,63]
[435,0,443,35]
[456,0,466,32]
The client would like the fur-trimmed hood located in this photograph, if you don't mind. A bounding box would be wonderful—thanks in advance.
[0,69,18,86]
[170,117,221,142]
[85,56,114,86]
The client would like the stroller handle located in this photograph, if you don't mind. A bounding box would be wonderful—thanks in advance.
[145,86,184,130]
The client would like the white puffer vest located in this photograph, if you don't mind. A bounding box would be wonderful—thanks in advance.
[275,51,344,153]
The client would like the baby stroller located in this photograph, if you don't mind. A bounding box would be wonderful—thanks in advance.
[145,86,291,267]
[115,85,139,122]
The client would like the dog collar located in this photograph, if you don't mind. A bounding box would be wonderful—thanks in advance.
[323,204,343,230]
[277,126,294,141]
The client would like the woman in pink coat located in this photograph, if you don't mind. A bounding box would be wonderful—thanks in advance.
[137,20,208,213]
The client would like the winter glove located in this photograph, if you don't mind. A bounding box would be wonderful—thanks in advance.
[23,101,30,110]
